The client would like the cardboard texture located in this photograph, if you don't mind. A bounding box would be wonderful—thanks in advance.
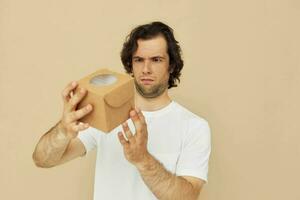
[76,68,134,133]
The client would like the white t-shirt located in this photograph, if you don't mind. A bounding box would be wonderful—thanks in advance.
[78,101,211,200]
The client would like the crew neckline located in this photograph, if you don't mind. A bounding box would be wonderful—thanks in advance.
[141,101,176,118]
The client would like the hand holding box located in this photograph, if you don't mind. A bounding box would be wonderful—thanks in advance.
[76,68,135,133]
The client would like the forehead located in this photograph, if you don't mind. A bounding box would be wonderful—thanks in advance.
[133,35,168,57]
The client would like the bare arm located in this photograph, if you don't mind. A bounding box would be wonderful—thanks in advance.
[117,109,205,200]
[32,121,86,168]
[32,81,93,168]
[137,154,205,200]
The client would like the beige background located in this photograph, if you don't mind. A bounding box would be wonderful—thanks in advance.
[1,0,299,199]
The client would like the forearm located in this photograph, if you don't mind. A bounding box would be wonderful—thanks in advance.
[137,154,199,200]
[32,121,72,168]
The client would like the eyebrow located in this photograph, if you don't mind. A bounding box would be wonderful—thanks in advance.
[132,56,165,60]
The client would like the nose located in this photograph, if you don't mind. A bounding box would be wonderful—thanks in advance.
[142,60,152,74]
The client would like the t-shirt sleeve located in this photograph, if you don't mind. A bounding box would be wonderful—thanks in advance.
[175,118,211,183]
[77,127,100,155]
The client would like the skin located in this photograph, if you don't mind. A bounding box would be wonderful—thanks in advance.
[32,35,205,200]
[32,82,93,168]
[117,35,206,200]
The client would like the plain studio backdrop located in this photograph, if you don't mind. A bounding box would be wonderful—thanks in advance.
[0,0,299,199]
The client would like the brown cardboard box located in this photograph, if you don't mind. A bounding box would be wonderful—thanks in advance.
[76,68,135,133]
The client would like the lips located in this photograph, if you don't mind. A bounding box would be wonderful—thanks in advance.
[141,78,153,81]
[140,77,154,81]
[140,77,154,85]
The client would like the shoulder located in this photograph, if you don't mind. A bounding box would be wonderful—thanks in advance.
[172,101,211,141]
[173,101,210,127]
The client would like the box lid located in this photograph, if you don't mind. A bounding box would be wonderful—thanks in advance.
[78,68,134,107]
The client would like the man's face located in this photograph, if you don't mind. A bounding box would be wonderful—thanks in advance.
[132,35,170,98]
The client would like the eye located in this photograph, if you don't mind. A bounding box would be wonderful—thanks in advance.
[133,58,143,63]
[152,57,162,62]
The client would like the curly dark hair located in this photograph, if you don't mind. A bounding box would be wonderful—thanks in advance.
[120,21,184,89]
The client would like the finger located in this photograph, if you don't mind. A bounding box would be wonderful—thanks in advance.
[71,122,90,132]
[136,108,147,138]
[118,131,129,147]
[129,109,143,133]
[135,107,146,124]
[65,87,87,112]
[67,104,93,122]
[122,122,135,143]
[62,81,77,103]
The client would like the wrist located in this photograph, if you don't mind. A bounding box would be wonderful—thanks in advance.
[57,121,74,140]
[136,152,155,172]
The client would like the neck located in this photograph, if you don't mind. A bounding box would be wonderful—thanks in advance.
[134,89,172,111]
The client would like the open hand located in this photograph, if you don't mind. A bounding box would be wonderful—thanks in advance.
[117,108,150,168]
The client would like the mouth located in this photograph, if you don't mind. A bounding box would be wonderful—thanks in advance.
[140,78,154,85]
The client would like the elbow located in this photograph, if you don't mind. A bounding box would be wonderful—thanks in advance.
[32,152,44,168]
[32,152,53,168]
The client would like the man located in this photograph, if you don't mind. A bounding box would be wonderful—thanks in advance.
[33,21,211,200]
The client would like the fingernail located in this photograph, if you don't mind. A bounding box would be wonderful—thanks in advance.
[86,104,92,110]
[130,110,136,116]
